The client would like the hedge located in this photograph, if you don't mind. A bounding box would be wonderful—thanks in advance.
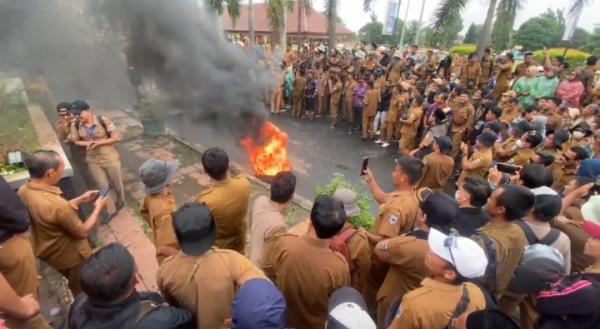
[533,48,592,70]
[450,44,476,56]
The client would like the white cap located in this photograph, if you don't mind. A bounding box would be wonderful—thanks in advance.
[327,287,376,329]
[428,228,488,278]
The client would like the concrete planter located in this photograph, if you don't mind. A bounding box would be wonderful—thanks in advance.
[142,118,166,136]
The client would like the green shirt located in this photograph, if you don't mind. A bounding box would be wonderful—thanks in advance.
[534,76,559,99]
[513,76,539,108]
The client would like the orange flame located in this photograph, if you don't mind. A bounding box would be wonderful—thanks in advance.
[241,121,292,176]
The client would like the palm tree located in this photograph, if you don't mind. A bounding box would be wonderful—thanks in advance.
[431,0,526,57]
[325,0,339,56]
[205,0,241,28]
[267,0,312,54]
[248,0,254,44]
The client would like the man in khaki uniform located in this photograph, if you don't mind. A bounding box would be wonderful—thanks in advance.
[196,147,251,254]
[375,192,459,328]
[387,228,488,329]
[457,131,496,186]
[0,177,51,329]
[450,91,475,158]
[139,159,180,265]
[552,146,588,192]
[343,73,357,123]
[509,132,543,167]
[480,48,495,88]
[18,150,108,295]
[460,53,482,94]
[293,70,307,118]
[329,74,343,127]
[495,120,532,162]
[514,52,535,80]
[55,102,72,142]
[398,96,424,155]
[157,203,265,329]
[499,97,522,124]
[361,82,380,140]
[493,53,514,100]
[473,185,533,297]
[268,196,350,329]
[362,157,424,310]
[69,100,125,219]
[418,136,455,191]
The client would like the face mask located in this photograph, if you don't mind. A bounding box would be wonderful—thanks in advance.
[454,190,461,201]
[516,139,525,148]
[573,131,585,139]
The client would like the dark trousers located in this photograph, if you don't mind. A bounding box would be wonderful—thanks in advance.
[353,106,363,130]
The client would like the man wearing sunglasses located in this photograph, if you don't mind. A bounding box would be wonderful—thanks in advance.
[387,228,488,329]
[54,102,72,143]
[552,145,589,192]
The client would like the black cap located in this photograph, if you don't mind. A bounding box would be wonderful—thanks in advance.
[69,100,90,115]
[488,106,503,118]
[434,136,453,155]
[525,131,544,148]
[552,130,570,147]
[477,131,497,147]
[484,121,503,134]
[56,102,72,112]
[511,120,532,134]
[420,192,459,231]
[172,202,216,256]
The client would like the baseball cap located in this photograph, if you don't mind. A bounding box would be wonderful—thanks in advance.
[582,195,600,238]
[69,100,90,114]
[477,131,498,147]
[484,121,503,134]
[551,130,570,148]
[428,228,488,278]
[488,106,503,119]
[420,192,459,231]
[433,136,453,155]
[172,203,216,256]
[502,90,517,98]
[138,159,179,194]
[232,278,287,329]
[530,186,562,221]
[524,131,544,148]
[326,287,376,329]
[577,159,600,184]
[511,120,532,134]
[56,102,71,112]
[333,188,360,217]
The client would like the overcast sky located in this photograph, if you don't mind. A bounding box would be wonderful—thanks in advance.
[299,0,600,33]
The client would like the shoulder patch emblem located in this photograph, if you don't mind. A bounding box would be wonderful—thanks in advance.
[389,215,399,225]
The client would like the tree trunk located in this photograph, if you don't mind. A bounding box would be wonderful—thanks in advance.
[399,0,411,48]
[415,0,426,45]
[280,0,287,56]
[476,0,497,58]
[328,0,336,57]
[297,1,302,47]
[248,0,255,44]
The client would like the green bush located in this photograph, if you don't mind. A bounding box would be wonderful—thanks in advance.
[533,48,592,70]
[450,44,476,56]
[315,173,375,230]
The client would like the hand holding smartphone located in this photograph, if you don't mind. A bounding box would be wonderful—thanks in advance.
[360,157,369,176]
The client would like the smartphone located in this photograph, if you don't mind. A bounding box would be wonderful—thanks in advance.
[360,157,369,176]
[590,176,600,196]
[496,162,520,175]
[97,186,110,199]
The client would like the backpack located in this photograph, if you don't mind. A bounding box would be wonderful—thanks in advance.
[474,232,499,294]
[74,115,111,138]
[507,221,565,295]
[70,294,157,329]
[329,227,357,264]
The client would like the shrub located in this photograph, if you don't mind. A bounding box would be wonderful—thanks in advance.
[315,173,375,229]
[533,48,592,70]
[450,44,476,56]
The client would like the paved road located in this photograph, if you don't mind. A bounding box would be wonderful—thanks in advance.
[167,111,399,202]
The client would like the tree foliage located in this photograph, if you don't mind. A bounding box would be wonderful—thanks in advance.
[491,0,523,51]
[513,9,565,51]
[464,24,482,44]
[358,19,423,46]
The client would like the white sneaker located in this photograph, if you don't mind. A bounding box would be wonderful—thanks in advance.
[381,143,390,148]
[374,139,382,144]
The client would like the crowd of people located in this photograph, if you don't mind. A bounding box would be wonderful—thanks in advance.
[1,42,600,329]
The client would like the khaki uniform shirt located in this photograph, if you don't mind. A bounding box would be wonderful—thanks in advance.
[344,225,371,296]
[363,89,380,116]
[330,80,343,104]
[197,176,251,254]
[371,191,420,239]
[157,249,265,329]
[451,103,473,133]
[376,232,430,309]
[457,148,493,186]
[547,113,564,132]
[55,119,71,141]
[269,234,350,329]
[248,195,286,266]
[70,115,119,165]
[17,181,92,270]
[496,62,513,87]
[389,279,486,329]
[294,76,307,98]
[481,56,495,82]
[510,148,536,167]
[344,80,357,103]
[500,108,521,124]
[552,166,577,192]
[400,106,423,137]
[260,226,288,282]
[140,193,179,264]
[476,222,527,296]
[552,219,593,273]
[495,137,518,162]
[388,63,403,85]
[419,153,455,191]
[514,62,530,79]
[461,62,482,86]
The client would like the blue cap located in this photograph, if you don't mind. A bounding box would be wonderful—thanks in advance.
[232,279,287,329]
[577,159,600,184]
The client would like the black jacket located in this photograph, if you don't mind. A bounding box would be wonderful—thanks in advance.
[68,292,194,329]
[0,176,30,243]
[454,207,490,237]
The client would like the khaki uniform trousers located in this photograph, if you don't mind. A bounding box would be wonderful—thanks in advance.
[344,98,354,122]
[330,99,340,125]
[293,95,304,117]
[88,161,126,214]
[362,114,376,139]
[399,133,417,156]
[58,262,86,297]
[451,129,466,158]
